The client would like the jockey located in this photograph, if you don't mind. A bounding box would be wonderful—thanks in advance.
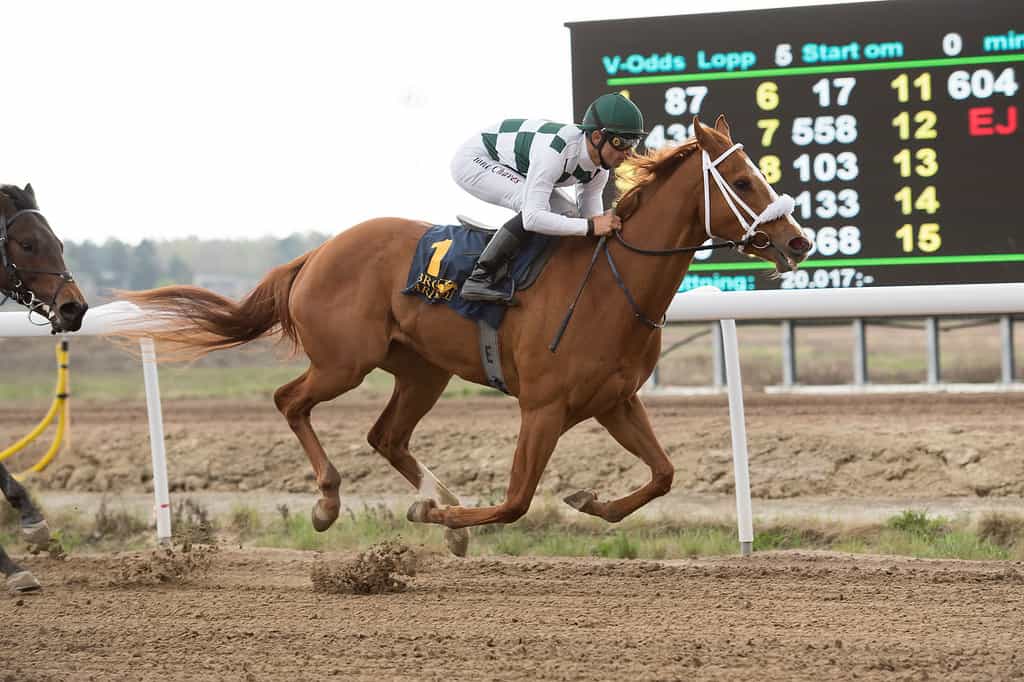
[451,93,646,302]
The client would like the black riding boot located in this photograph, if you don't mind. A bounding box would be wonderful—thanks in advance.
[460,214,526,303]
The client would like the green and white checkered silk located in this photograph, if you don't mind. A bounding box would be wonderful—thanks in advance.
[480,119,596,185]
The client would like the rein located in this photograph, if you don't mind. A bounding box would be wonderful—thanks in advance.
[548,141,795,352]
[0,209,76,327]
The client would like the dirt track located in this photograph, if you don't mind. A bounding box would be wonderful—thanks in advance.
[5,548,1024,681]
[4,393,1024,679]
[3,392,1024,503]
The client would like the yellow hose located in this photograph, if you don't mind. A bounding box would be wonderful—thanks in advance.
[0,341,70,478]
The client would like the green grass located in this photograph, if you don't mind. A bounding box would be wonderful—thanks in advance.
[0,367,501,404]
[4,501,1022,562]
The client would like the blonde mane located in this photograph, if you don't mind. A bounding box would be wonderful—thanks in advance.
[615,139,700,222]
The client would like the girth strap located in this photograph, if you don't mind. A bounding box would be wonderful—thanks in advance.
[478,320,510,394]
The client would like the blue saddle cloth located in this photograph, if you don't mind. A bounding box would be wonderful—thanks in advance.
[402,224,552,329]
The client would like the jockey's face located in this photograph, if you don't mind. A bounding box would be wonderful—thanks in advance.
[588,130,632,169]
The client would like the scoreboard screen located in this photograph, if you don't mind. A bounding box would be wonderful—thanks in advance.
[566,0,1023,292]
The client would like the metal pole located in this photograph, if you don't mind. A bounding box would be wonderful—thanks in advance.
[1001,315,1016,384]
[711,322,726,388]
[721,319,754,556]
[781,320,796,386]
[926,317,941,385]
[140,338,172,544]
[853,318,868,385]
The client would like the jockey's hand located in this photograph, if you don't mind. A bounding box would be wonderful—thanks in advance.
[591,213,621,236]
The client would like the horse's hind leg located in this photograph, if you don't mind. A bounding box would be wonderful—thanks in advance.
[275,365,370,532]
[563,394,674,523]
[370,346,469,556]
[0,462,50,551]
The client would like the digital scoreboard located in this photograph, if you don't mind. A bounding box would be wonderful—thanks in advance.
[567,0,1023,292]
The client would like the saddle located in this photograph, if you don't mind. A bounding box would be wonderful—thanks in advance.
[402,217,560,329]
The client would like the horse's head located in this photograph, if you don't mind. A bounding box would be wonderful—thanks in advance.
[693,115,811,273]
[0,184,88,332]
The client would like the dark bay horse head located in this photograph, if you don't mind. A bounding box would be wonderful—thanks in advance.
[0,184,88,332]
[692,115,812,272]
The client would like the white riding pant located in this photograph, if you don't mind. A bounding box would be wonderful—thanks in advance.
[450,137,578,220]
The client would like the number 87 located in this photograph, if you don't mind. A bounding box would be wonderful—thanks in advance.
[664,86,709,116]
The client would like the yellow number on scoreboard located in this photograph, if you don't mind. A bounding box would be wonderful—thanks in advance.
[895,223,942,253]
[756,81,779,111]
[890,73,932,102]
[894,186,941,215]
[892,148,939,177]
[757,118,780,146]
[758,155,782,183]
[891,111,939,140]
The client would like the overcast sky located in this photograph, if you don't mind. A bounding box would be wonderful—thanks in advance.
[3,0,875,244]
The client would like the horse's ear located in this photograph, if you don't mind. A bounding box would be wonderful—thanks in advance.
[24,183,35,198]
[714,115,731,138]
[692,115,713,148]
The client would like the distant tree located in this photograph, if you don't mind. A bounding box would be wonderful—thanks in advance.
[64,239,103,277]
[165,254,194,284]
[278,233,307,262]
[128,240,163,290]
[101,238,131,288]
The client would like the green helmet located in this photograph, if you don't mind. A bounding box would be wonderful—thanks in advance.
[581,93,646,137]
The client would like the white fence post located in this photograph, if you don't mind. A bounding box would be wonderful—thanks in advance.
[721,318,754,555]
[140,338,172,543]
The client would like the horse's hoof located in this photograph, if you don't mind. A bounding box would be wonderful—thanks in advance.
[406,499,437,523]
[22,520,51,553]
[6,571,41,594]
[563,489,598,512]
[444,528,470,557]
[311,500,338,532]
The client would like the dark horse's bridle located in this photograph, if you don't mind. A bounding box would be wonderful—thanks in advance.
[549,142,797,352]
[0,208,76,327]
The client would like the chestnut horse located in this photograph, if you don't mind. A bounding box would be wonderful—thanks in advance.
[0,183,89,592]
[120,117,810,556]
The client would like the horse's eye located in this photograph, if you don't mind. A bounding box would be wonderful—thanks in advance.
[733,179,752,191]
[19,241,34,253]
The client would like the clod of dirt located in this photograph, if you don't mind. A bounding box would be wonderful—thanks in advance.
[311,541,418,594]
[115,542,218,586]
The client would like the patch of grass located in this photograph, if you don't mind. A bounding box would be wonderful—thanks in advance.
[593,532,639,559]
[886,509,948,539]
[226,504,262,540]
[6,502,1023,563]
[977,512,1024,549]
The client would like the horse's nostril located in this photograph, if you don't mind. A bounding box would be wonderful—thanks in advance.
[789,236,812,254]
[60,301,88,320]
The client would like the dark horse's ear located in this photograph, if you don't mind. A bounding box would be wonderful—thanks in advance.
[714,115,731,138]
[24,183,35,198]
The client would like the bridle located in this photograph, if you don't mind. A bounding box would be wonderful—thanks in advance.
[0,208,76,327]
[549,141,797,351]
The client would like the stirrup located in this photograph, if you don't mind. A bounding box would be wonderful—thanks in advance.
[460,276,517,304]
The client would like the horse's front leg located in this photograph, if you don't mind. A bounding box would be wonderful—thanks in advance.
[563,394,674,523]
[0,462,50,551]
[407,406,565,529]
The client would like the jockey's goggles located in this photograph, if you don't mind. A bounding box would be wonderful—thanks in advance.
[605,132,642,152]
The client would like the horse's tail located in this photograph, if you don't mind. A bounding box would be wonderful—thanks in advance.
[117,249,317,360]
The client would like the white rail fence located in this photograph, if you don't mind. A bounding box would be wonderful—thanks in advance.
[1,283,1022,552]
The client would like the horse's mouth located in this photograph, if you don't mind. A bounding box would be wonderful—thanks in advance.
[772,248,799,273]
[36,301,86,333]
